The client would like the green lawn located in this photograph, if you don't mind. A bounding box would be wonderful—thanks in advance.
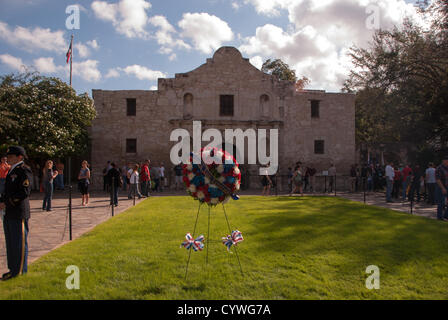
[1,196,448,299]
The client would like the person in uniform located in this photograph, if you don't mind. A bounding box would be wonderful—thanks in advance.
[0,146,32,281]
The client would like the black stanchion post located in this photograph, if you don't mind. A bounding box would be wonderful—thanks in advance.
[69,185,72,241]
[324,176,327,193]
[363,177,366,204]
[111,177,114,217]
[410,196,413,214]
[133,184,136,206]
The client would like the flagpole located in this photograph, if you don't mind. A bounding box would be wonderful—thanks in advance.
[69,34,73,87]
[68,34,73,191]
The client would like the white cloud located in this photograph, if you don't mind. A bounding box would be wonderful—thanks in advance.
[243,0,291,16]
[120,64,166,80]
[74,40,100,59]
[0,48,100,83]
[73,60,102,82]
[150,85,157,90]
[149,15,190,55]
[239,0,427,91]
[33,57,65,73]
[249,55,263,69]
[0,53,25,71]
[77,43,90,58]
[178,12,234,54]
[86,40,99,50]
[91,0,152,38]
[91,1,118,22]
[105,68,120,78]
[104,65,167,81]
[0,21,67,53]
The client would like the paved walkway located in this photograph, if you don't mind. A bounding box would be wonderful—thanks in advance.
[263,189,438,220]
[334,191,439,220]
[0,188,440,275]
[0,189,147,275]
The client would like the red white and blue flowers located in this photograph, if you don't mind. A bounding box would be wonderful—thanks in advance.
[181,233,205,251]
[222,230,244,252]
[182,147,241,206]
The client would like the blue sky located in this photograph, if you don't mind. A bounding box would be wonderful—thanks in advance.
[0,0,424,95]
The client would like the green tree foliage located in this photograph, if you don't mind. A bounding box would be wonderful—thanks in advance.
[262,59,298,82]
[344,1,448,162]
[0,71,96,158]
[261,59,310,91]
[261,58,310,90]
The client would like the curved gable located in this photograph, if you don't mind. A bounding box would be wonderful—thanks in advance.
[174,46,269,82]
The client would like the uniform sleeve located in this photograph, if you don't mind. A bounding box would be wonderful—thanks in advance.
[8,167,32,206]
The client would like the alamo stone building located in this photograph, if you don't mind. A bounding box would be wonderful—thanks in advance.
[90,46,355,190]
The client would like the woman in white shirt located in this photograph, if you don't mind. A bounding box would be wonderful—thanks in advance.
[160,163,165,191]
[127,164,143,199]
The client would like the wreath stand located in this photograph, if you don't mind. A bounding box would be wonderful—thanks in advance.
[184,202,244,280]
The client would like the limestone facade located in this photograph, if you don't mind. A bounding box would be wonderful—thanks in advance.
[90,47,355,189]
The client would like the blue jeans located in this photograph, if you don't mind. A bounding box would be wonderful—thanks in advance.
[128,183,142,198]
[42,181,53,210]
[110,185,118,206]
[402,180,409,200]
[141,181,148,196]
[386,178,393,201]
[367,178,373,191]
[122,175,127,191]
[435,185,448,219]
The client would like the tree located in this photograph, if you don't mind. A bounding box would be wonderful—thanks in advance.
[344,13,448,164]
[261,58,310,91]
[0,71,96,158]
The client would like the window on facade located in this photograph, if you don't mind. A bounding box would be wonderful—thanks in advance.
[220,95,234,116]
[260,94,270,117]
[310,100,320,118]
[314,140,324,154]
[183,93,193,119]
[127,98,136,116]
[126,139,137,153]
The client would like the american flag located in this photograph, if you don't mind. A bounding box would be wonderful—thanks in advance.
[66,41,72,64]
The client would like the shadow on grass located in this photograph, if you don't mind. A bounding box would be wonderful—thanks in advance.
[140,286,165,295]
[182,283,206,292]
[246,196,448,272]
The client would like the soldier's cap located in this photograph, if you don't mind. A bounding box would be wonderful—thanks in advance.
[6,146,28,159]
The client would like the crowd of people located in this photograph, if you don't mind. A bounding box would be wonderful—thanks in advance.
[259,161,320,197]
[100,160,168,205]
[1,155,188,210]
[1,144,448,282]
[353,162,441,206]
[259,158,448,223]
[99,160,192,207]
[319,158,448,221]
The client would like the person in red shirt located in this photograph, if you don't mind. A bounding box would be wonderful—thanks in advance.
[393,166,402,199]
[140,159,151,197]
[0,155,11,195]
[401,164,412,201]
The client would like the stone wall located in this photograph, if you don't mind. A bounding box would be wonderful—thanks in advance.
[90,46,355,189]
